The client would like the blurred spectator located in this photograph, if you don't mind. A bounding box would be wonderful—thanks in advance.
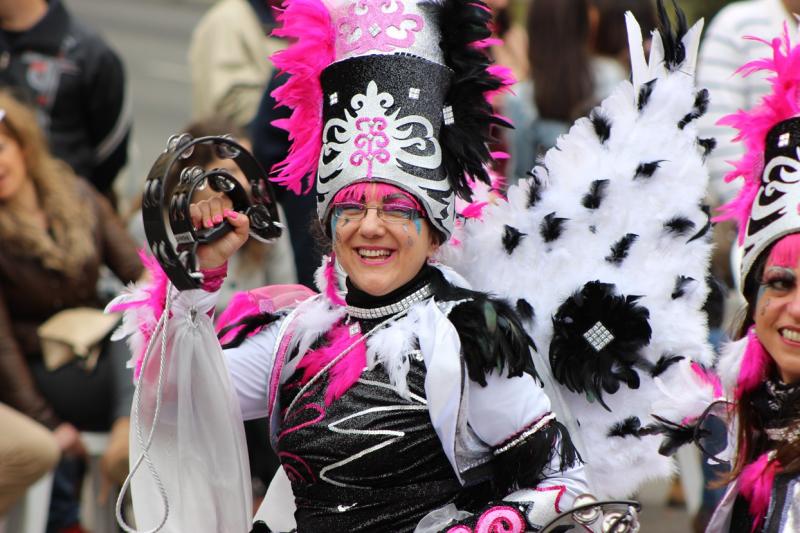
[592,0,657,73]
[504,0,627,182]
[697,0,798,207]
[252,73,322,289]
[487,1,530,81]
[0,91,141,532]
[0,403,60,516]
[0,0,132,202]
[189,0,283,128]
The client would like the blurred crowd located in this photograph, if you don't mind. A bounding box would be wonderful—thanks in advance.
[0,0,796,532]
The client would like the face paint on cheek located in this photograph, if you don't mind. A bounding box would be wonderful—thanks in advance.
[330,214,339,237]
[757,284,767,303]
[413,217,422,235]
[407,236,414,248]
[760,298,772,317]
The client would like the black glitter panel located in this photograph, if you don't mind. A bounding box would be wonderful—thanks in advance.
[278,356,467,531]
[320,54,453,186]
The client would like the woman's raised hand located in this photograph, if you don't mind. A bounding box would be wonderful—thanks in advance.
[189,196,250,270]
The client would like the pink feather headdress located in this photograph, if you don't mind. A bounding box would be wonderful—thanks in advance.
[269,0,336,194]
[268,0,513,240]
[716,24,800,241]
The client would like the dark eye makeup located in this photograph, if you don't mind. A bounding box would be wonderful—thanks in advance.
[761,266,797,292]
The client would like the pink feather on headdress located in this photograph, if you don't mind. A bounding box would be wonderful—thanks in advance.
[715,25,800,242]
[270,0,336,194]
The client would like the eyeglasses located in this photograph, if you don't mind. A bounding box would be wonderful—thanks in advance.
[332,202,422,225]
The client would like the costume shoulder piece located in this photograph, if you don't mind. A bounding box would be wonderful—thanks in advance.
[440,3,717,498]
[431,268,538,387]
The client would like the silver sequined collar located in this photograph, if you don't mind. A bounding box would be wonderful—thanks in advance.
[346,284,433,320]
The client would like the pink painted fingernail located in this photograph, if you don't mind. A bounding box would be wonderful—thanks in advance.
[224,209,239,219]
[212,214,223,224]
[204,219,213,228]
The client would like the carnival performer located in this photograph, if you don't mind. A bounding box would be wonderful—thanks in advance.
[111,1,590,532]
[702,25,800,533]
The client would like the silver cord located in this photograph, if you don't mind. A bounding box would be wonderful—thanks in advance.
[115,283,174,532]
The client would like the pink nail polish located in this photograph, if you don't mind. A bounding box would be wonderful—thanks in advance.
[213,214,223,224]
[204,219,213,228]
[225,210,239,219]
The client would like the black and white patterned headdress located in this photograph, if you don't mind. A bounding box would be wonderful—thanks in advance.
[270,0,511,239]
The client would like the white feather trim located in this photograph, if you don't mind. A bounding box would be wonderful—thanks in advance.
[652,358,718,424]
[439,15,713,498]
[365,308,421,399]
[717,337,748,398]
[286,294,346,358]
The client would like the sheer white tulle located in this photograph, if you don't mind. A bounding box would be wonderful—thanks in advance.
[122,289,252,532]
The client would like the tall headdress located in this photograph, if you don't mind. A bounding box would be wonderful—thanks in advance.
[716,24,800,286]
[269,0,511,239]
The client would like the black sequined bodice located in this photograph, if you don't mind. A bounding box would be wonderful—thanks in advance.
[275,266,484,531]
[278,355,466,531]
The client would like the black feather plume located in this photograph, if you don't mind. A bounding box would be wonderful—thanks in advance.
[698,137,716,158]
[608,416,643,438]
[637,79,656,111]
[432,272,538,387]
[516,299,535,323]
[664,216,695,236]
[550,281,651,410]
[645,415,698,457]
[678,89,710,129]
[656,0,689,70]
[651,354,685,378]
[527,174,543,208]
[687,204,711,243]
[605,233,638,265]
[540,212,567,243]
[591,110,612,144]
[219,312,280,349]
[493,420,580,494]
[502,225,526,254]
[634,160,664,179]
[432,0,511,200]
[582,179,610,209]
[671,275,695,299]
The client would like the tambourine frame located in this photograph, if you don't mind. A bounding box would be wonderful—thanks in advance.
[142,134,283,290]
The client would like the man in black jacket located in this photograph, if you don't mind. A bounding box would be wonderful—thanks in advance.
[0,0,131,200]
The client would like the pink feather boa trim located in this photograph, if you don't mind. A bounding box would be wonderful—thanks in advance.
[736,327,772,400]
[270,0,336,194]
[715,24,800,242]
[739,452,781,532]
[107,251,168,380]
[296,322,367,405]
[216,284,316,345]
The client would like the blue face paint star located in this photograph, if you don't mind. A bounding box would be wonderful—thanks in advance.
[331,214,340,239]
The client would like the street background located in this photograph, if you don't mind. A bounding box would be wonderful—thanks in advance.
[63,0,727,530]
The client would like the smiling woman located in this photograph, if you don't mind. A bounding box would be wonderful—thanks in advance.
[707,26,800,533]
[112,0,593,531]
[331,182,437,297]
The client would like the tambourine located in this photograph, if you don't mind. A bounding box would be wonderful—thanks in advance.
[540,496,641,533]
[142,134,283,290]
